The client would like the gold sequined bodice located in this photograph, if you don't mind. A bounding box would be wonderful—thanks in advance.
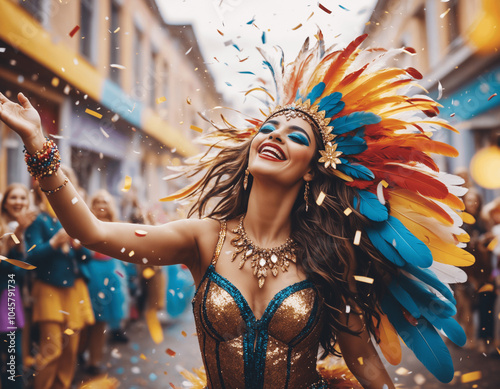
[192,221,326,389]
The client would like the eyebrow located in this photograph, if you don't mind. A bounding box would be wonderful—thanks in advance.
[267,120,312,142]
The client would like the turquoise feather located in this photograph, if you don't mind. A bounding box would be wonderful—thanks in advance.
[353,190,388,221]
[365,227,406,266]
[317,92,345,117]
[381,293,455,383]
[335,135,367,155]
[423,315,466,347]
[337,159,374,181]
[388,280,421,318]
[402,263,456,305]
[330,111,381,135]
[306,82,326,103]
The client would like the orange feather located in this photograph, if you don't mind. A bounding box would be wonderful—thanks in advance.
[377,313,402,365]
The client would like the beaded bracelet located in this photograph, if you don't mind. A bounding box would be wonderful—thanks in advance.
[40,177,69,195]
[23,137,61,180]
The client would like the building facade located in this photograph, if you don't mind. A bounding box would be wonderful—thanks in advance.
[0,0,221,219]
[364,0,500,202]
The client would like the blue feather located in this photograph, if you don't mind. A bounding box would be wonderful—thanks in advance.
[335,135,367,155]
[423,314,466,347]
[388,281,421,318]
[330,111,381,135]
[365,227,406,266]
[371,216,433,268]
[306,82,325,103]
[400,274,457,318]
[317,92,345,117]
[353,190,388,221]
[295,89,302,101]
[381,293,455,383]
[402,263,456,305]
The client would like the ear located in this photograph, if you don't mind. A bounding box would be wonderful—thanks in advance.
[303,168,314,182]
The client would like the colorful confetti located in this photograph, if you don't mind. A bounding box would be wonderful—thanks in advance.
[318,3,332,14]
[292,23,303,31]
[121,175,132,192]
[343,207,353,216]
[217,29,224,36]
[135,229,148,237]
[354,275,374,284]
[64,328,75,335]
[128,250,135,257]
[166,348,176,357]
[488,93,497,101]
[85,108,102,119]
[316,191,326,206]
[69,25,80,37]
[461,371,482,383]
[181,331,187,337]
[99,127,109,138]
[156,96,166,104]
[11,234,20,245]
[110,64,126,69]
[261,31,266,44]
[353,230,362,246]
[27,244,36,252]
[143,267,155,279]
[146,308,164,344]
[190,125,203,133]
[440,8,451,18]
[0,256,36,270]
[339,4,350,11]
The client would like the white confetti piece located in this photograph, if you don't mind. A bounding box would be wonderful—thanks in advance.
[316,191,326,206]
[353,230,362,246]
[71,197,78,204]
[110,64,126,69]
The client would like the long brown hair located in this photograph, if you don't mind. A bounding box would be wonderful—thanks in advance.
[182,123,396,357]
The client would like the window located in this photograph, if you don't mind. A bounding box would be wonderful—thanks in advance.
[109,1,121,85]
[80,0,95,61]
[20,0,46,24]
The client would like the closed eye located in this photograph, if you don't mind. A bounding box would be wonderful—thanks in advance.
[288,132,310,146]
[259,123,276,134]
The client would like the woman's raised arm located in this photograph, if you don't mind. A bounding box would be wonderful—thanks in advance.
[0,92,201,268]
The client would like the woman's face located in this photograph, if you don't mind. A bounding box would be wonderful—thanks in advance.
[92,195,111,221]
[3,187,29,220]
[248,115,317,186]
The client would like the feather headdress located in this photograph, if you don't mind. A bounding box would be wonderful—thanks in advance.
[163,34,474,383]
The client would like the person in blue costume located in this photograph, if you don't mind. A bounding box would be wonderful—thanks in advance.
[22,177,95,389]
[0,34,474,388]
[0,183,35,389]
[81,189,130,375]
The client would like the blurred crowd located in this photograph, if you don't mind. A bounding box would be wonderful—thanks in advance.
[0,167,195,389]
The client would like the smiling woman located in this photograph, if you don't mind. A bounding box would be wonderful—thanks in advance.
[0,32,471,389]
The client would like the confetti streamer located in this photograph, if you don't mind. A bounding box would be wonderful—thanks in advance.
[440,8,451,18]
[307,12,314,20]
[339,4,350,11]
[461,371,481,383]
[0,255,36,270]
[357,357,363,365]
[488,93,497,101]
[114,27,120,33]
[27,244,36,252]
[318,3,332,14]
[217,29,224,36]
[85,108,102,119]
[316,191,326,206]
[121,175,132,192]
[110,64,125,69]
[99,127,109,138]
[115,270,124,278]
[354,275,374,284]
[185,47,192,55]
[190,125,203,133]
[292,23,303,31]
[353,230,362,246]
[186,97,192,104]
[69,25,80,37]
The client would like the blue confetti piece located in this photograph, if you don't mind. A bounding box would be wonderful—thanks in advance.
[232,44,241,52]
[225,82,232,86]
[238,71,255,75]
[261,31,266,44]
[115,367,124,375]
[339,4,350,11]
[149,373,158,382]
[130,356,139,364]
[246,17,255,24]
[131,343,140,351]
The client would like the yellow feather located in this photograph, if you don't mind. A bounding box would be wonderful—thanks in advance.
[459,211,476,224]
[159,179,203,202]
[377,313,402,365]
[331,169,354,182]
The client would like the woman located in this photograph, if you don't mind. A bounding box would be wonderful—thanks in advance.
[21,177,95,389]
[0,183,35,389]
[0,35,473,388]
[80,189,130,375]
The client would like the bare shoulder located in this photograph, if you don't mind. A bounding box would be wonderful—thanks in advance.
[187,218,223,277]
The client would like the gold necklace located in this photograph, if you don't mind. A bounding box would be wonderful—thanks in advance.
[230,215,297,288]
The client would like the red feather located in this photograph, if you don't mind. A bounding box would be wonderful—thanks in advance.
[359,145,439,171]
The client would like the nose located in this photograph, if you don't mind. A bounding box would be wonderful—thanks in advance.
[268,133,283,143]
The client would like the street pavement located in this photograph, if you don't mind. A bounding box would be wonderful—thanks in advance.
[73,312,500,389]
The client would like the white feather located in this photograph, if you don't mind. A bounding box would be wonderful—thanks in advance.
[429,261,467,284]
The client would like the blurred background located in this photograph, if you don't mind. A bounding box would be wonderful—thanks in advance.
[1,0,500,388]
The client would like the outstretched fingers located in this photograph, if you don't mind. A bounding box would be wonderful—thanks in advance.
[0,91,9,104]
[17,92,33,109]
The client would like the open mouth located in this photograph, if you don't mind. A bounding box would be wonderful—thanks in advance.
[258,143,286,161]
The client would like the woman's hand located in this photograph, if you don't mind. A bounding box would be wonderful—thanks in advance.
[16,209,37,233]
[49,228,72,251]
[0,92,42,142]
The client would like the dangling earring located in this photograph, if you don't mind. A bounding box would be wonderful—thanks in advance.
[243,168,250,190]
[304,181,310,212]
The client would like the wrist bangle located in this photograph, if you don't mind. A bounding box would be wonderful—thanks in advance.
[40,177,69,195]
[24,137,61,180]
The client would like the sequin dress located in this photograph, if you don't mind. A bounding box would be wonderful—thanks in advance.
[192,221,328,389]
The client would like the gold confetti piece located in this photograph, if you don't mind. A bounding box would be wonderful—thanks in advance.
[292,23,303,30]
[128,250,135,257]
[181,331,187,337]
[114,27,120,33]
[11,234,20,245]
[100,127,109,138]
[353,230,362,246]
[316,191,326,206]
[186,97,192,104]
[121,175,132,192]
[344,207,352,216]
[354,275,374,284]
[380,180,389,188]
[64,328,74,335]
[140,353,147,360]
[27,244,36,252]
[486,238,498,251]
[135,230,148,237]
[0,256,36,270]
[307,12,314,20]
[156,96,166,104]
[146,308,164,344]
[217,29,224,36]
[395,367,409,375]
[190,125,203,133]
[51,77,60,87]
[440,8,451,18]
[110,64,126,70]
[488,93,497,101]
[461,371,482,383]
[166,348,176,357]
[69,25,80,37]
[143,267,155,279]
[85,108,102,119]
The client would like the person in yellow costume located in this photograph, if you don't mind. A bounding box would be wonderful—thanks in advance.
[0,34,474,388]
